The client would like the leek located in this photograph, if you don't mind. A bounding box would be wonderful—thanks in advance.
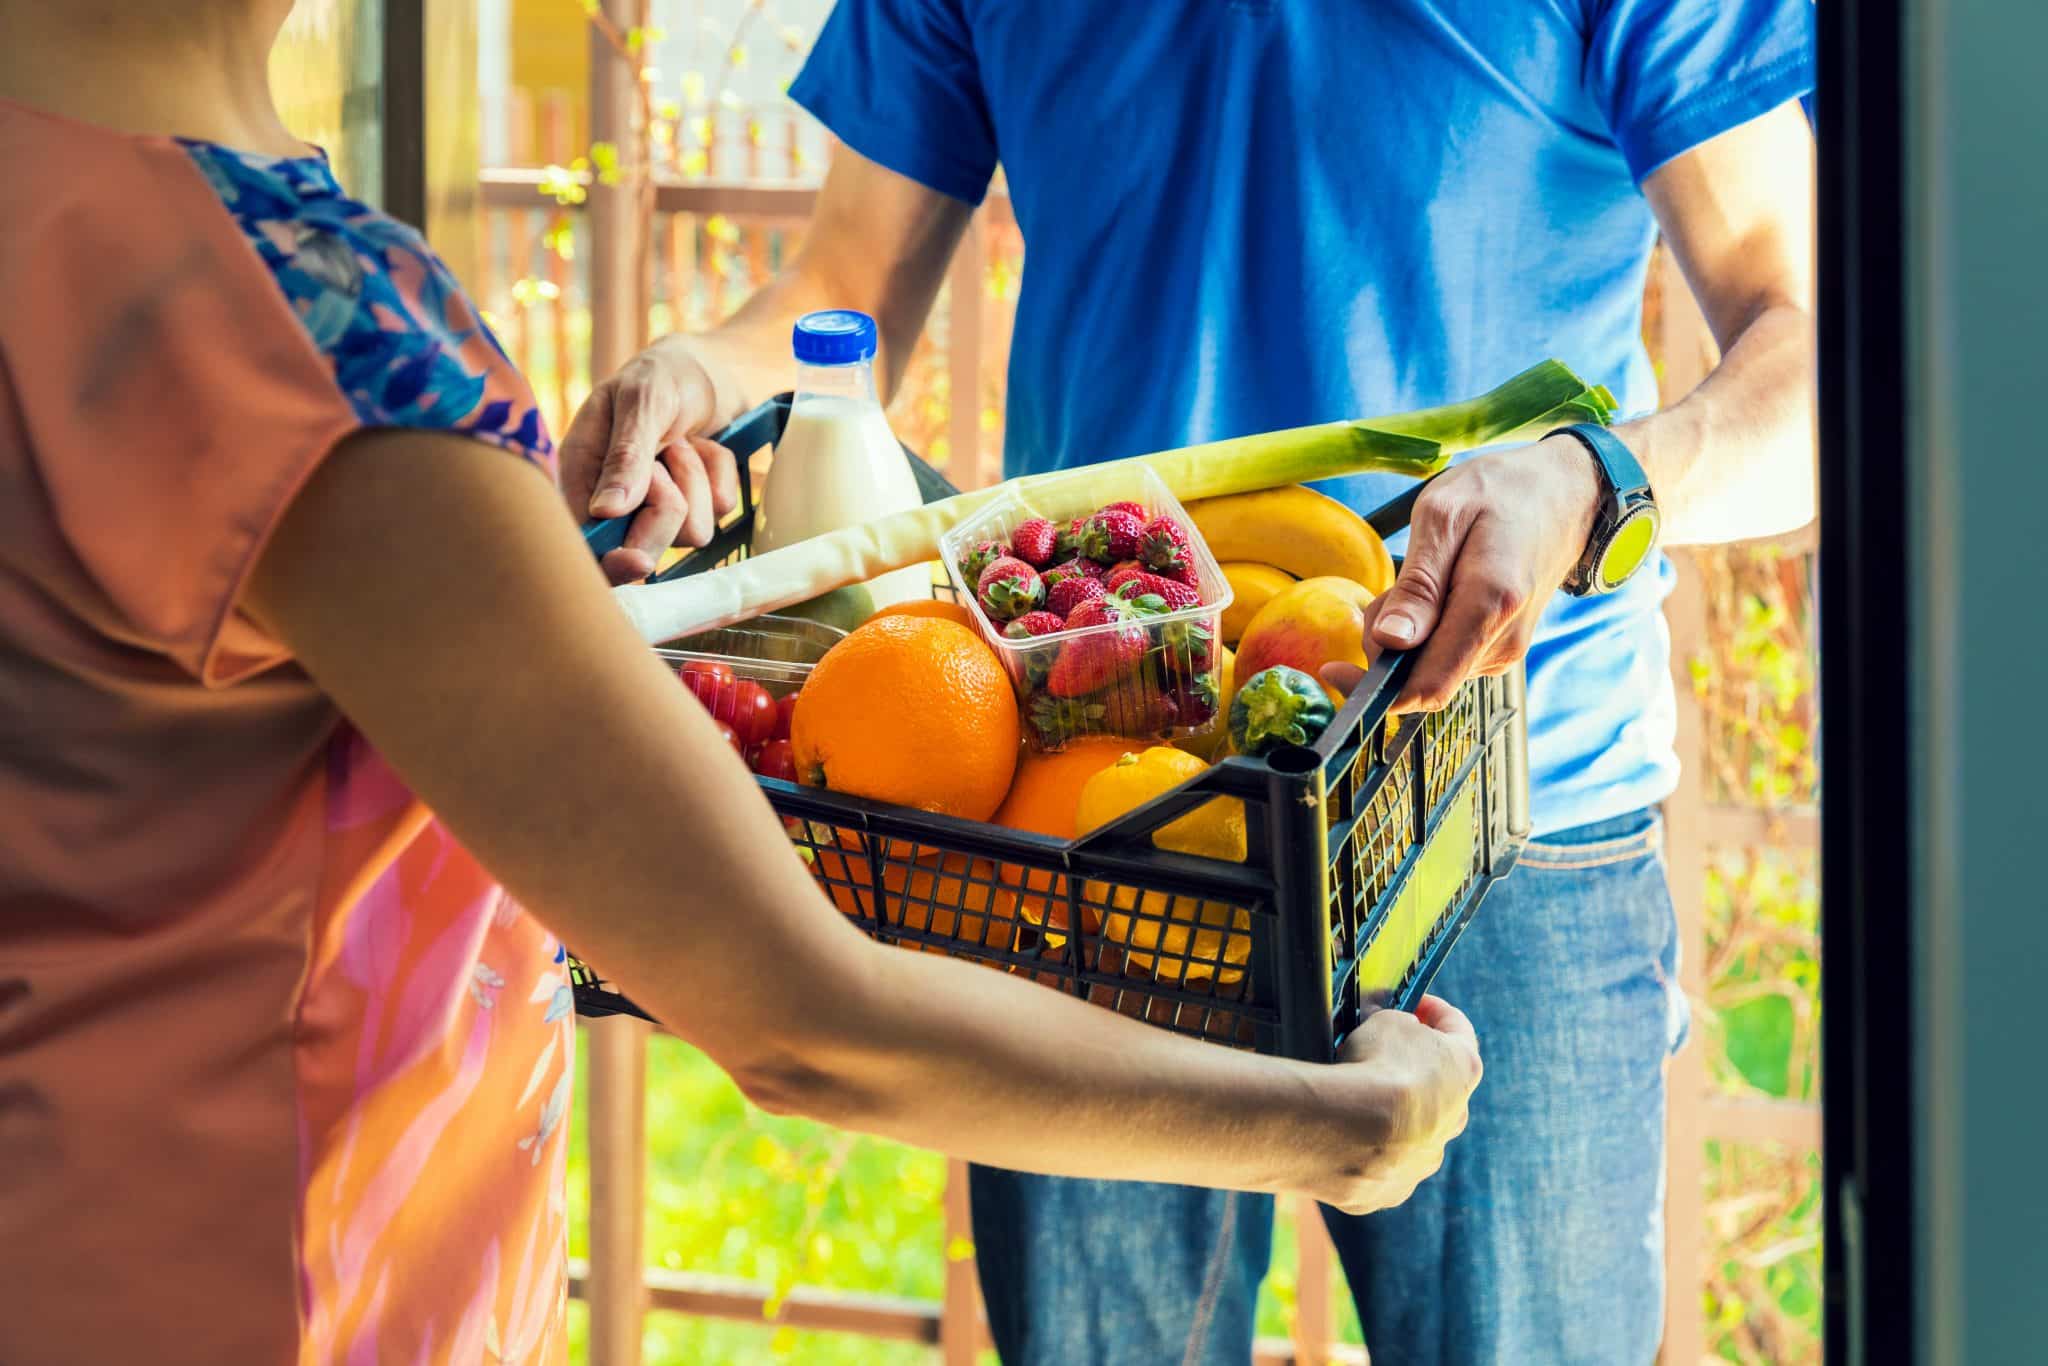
[614,361,1617,644]
[1145,361,1617,498]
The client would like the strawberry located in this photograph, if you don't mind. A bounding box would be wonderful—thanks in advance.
[1011,517,1061,568]
[1055,517,1090,559]
[1046,599,1150,697]
[1047,573,1107,619]
[1152,617,1217,674]
[1006,609,1067,686]
[1104,561,1149,595]
[1116,586,1216,673]
[1100,500,1149,521]
[957,539,1010,590]
[1116,571,1202,612]
[1062,597,1122,630]
[1164,670,1221,727]
[1095,681,1181,737]
[1077,509,1144,565]
[1028,694,1108,748]
[1004,610,1067,641]
[1042,556,1104,586]
[977,556,1045,621]
[1138,516,1199,585]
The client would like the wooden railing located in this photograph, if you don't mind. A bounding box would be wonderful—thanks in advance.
[480,138,1819,1366]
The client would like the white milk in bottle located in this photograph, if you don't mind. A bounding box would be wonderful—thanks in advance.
[755,310,931,616]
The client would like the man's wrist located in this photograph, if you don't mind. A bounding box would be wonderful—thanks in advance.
[1547,422,1670,596]
[1539,432,1606,558]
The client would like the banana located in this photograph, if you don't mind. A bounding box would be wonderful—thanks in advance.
[1188,486,1396,596]
[1218,562,1296,646]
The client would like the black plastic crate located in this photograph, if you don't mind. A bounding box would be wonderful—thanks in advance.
[573,398,1530,1062]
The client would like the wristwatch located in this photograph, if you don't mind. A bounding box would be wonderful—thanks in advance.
[1548,423,1661,597]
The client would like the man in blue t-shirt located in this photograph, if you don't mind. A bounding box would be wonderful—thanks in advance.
[566,1,1815,1359]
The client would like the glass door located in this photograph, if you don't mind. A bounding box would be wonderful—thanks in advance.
[268,1,481,285]
[271,0,389,205]
[1822,0,2048,1361]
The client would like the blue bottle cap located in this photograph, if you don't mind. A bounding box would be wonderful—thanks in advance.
[792,309,878,366]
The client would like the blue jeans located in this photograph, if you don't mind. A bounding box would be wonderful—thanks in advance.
[969,809,1686,1365]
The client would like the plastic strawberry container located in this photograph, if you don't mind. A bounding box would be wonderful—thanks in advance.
[938,465,1233,752]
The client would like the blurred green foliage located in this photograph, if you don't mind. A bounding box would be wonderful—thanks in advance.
[564,1032,1366,1363]
[1695,546,1822,1365]
[566,1031,947,1365]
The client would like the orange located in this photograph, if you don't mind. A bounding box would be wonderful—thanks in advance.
[990,736,1135,840]
[1234,576,1378,704]
[791,616,1020,822]
[811,832,1019,961]
[988,736,1133,935]
[869,598,979,631]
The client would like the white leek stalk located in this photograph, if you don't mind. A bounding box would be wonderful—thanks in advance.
[614,361,1617,644]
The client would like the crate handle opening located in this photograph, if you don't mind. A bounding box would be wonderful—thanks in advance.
[1265,744,1323,775]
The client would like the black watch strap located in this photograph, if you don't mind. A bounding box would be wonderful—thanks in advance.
[1548,423,1660,597]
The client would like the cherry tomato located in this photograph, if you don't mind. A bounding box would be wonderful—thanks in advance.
[752,739,798,783]
[729,681,778,750]
[711,720,744,755]
[772,692,800,742]
[679,662,737,720]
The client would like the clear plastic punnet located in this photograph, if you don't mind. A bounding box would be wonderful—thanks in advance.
[940,465,1233,753]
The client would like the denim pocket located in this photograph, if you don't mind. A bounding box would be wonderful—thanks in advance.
[1516,807,1688,1056]
[1519,809,1664,871]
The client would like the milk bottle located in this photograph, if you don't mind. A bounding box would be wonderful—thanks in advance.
[755,310,931,612]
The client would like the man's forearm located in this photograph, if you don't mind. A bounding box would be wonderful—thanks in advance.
[672,152,974,426]
[1613,299,1817,547]
[667,269,844,429]
[1621,103,1818,549]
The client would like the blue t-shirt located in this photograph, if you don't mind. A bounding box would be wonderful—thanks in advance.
[791,0,1813,835]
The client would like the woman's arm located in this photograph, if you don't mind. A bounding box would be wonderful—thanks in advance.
[245,430,1480,1213]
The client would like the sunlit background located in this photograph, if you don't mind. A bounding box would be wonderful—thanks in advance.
[281,4,1823,1359]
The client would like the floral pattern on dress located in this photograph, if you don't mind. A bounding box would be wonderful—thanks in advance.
[178,139,554,467]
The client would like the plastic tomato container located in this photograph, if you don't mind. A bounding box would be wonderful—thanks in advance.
[658,615,844,689]
[937,465,1233,753]
[655,615,841,752]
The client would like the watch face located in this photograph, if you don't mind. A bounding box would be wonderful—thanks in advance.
[1598,507,1660,590]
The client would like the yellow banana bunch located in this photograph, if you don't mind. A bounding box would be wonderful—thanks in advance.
[1187,485,1396,598]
